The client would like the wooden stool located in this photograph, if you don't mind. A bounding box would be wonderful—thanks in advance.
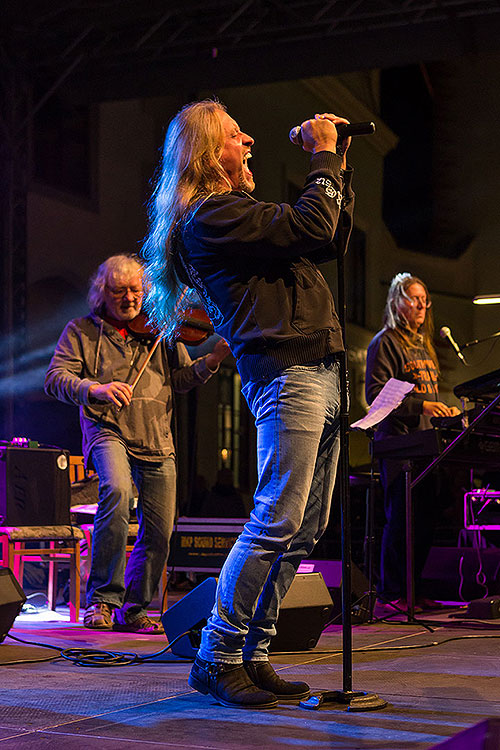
[0,525,85,622]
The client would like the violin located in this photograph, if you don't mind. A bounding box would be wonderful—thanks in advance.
[177,307,214,345]
[126,308,214,346]
[126,311,158,342]
[123,306,215,399]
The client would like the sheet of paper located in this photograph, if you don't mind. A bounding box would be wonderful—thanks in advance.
[350,377,415,431]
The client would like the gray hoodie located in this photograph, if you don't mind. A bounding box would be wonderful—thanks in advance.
[44,313,214,463]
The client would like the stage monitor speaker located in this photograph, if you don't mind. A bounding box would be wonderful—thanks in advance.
[270,572,333,652]
[162,576,218,659]
[431,718,500,748]
[298,559,370,624]
[0,446,70,525]
[0,567,26,643]
[467,596,500,620]
[162,572,333,658]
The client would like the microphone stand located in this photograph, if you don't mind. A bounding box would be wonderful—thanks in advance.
[300,143,386,712]
[364,428,379,622]
[461,330,500,350]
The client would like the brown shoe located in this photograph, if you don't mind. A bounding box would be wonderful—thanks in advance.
[83,602,113,629]
[188,656,278,709]
[113,613,165,635]
[244,661,310,701]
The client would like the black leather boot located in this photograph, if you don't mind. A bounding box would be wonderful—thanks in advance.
[188,656,278,709]
[244,660,310,701]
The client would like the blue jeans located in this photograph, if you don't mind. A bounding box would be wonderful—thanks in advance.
[88,440,176,620]
[198,355,341,663]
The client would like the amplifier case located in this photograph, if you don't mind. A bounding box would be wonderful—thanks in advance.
[0,447,71,525]
[464,490,500,530]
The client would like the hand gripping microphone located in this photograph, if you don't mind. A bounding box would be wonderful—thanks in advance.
[439,326,467,364]
[289,120,375,146]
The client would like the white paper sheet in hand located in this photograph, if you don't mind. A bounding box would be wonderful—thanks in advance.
[350,377,415,431]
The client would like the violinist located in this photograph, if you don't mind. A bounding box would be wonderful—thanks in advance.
[45,254,229,633]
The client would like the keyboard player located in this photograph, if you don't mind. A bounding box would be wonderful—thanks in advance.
[365,272,460,613]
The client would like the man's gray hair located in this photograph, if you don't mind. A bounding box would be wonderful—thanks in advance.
[87,254,143,313]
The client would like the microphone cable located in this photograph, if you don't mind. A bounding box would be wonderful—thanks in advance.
[5,628,194,668]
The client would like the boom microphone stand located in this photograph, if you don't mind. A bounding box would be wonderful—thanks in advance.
[301,136,386,712]
[461,330,500,352]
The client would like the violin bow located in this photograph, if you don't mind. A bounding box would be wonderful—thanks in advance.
[129,334,162,393]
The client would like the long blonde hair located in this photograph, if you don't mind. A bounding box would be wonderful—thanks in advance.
[141,99,230,341]
[383,272,439,368]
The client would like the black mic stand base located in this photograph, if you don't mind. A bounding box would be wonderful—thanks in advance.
[300,690,388,711]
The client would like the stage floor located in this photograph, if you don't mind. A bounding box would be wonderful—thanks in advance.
[0,603,499,749]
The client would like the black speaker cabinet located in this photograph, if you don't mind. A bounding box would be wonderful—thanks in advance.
[298,559,370,624]
[0,446,71,526]
[0,567,26,642]
[467,596,500,620]
[162,576,217,659]
[162,572,333,658]
[270,572,333,652]
[431,718,500,749]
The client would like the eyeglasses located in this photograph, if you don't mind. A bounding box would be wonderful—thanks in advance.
[404,295,431,309]
[106,285,143,298]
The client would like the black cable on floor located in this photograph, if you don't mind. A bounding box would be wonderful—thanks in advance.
[2,633,63,666]
[0,654,63,666]
[4,629,193,668]
[5,630,500,667]
[271,633,500,656]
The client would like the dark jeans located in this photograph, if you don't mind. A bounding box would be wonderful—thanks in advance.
[87,440,176,620]
[378,458,438,601]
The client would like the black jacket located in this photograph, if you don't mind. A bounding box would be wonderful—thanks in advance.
[177,150,355,385]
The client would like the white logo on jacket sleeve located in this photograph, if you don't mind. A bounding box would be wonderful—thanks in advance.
[315,177,343,207]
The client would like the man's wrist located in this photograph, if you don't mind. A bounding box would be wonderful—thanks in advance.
[312,142,337,155]
[204,355,220,373]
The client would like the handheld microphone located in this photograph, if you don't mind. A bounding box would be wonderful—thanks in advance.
[439,326,467,364]
[289,120,376,146]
